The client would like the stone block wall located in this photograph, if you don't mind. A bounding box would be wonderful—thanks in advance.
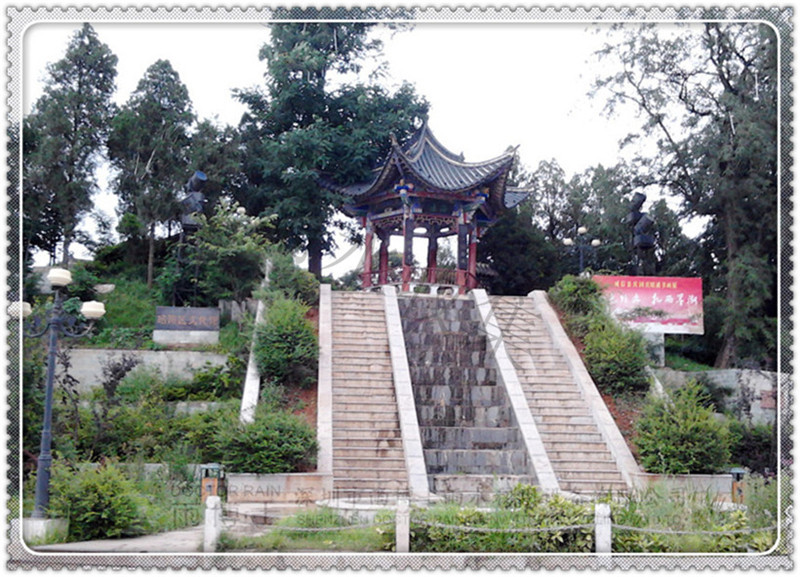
[653,368,779,425]
[57,348,228,394]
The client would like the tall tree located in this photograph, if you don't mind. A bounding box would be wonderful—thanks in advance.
[593,23,777,368]
[107,60,194,287]
[23,23,118,265]
[236,20,428,277]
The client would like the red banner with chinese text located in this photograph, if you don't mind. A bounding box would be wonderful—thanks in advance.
[593,276,704,335]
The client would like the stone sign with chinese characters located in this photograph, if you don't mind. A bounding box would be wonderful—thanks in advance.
[153,306,220,346]
[593,276,704,335]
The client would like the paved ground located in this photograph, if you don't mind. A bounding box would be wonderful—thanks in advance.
[28,511,277,553]
[31,525,206,553]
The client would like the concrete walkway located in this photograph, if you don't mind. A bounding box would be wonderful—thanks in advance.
[31,525,205,553]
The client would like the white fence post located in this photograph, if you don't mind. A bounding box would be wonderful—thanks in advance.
[203,496,222,552]
[396,498,410,553]
[594,502,612,554]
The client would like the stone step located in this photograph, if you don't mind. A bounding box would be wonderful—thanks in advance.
[333,435,403,447]
[332,409,401,421]
[333,418,401,429]
[535,422,602,435]
[333,478,408,492]
[333,445,405,457]
[536,414,596,426]
[332,395,398,405]
[559,479,629,494]
[525,391,584,401]
[550,460,621,475]
[415,405,513,428]
[539,431,604,443]
[420,426,522,449]
[534,406,593,417]
[423,449,529,475]
[544,448,616,461]
[333,456,407,469]
[527,398,588,409]
[332,376,395,386]
[333,467,407,480]
[413,385,509,407]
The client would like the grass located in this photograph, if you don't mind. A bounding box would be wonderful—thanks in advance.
[665,353,715,372]
[217,507,395,552]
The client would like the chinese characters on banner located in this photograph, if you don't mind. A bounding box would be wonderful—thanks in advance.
[592,276,704,335]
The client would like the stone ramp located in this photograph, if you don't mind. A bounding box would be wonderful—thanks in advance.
[329,291,409,501]
[490,295,631,495]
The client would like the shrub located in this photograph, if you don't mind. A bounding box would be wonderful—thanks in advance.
[727,420,777,475]
[208,408,317,474]
[611,482,764,552]
[268,251,320,306]
[548,275,604,317]
[412,492,594,553]
[161,356,247,401]
[254,296,318,389]
[583,320,649,395]
[48,461,145,541]
[634,381,731,474]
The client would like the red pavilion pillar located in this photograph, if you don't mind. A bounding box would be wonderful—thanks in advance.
[402,212,415,292]
[362,218,373,288]
[467,226,479,290]
[427,235,438,284]
[378,231,390,285]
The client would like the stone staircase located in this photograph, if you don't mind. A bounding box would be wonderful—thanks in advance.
[399,295,533,501]
[330,291,408,501]
[490,295,628,494]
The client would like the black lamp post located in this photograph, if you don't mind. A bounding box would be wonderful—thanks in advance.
[563,227,602,275]
[9,268,106,519]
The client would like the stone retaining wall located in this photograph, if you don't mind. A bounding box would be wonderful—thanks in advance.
[58,348,228,394]
[653,368,779,425]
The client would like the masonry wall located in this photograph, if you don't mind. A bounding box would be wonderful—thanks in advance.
[58,348,228,394]
[653,368,779,426]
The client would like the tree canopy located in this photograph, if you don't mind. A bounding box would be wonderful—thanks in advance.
[235,21,429,277]
[592,22,778,368]
[22,23,118,265]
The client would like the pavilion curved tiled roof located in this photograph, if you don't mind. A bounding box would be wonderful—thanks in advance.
[326,123,532,218]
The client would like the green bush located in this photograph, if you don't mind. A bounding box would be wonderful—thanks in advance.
[254,296,318,389]
[583,320,649,395]
[161,356,247,401]
[48,461,145,541]
[634,381,731,474]
[412,489,594,553]
[268,251,320,306]
[728,420,776,475]
[548,275,605,316]
[208,408,317,474]
[610,482,763,552]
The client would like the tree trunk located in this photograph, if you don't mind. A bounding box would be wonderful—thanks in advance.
[147,222,156,289]
[714,202,739,368]
[307,235,323,279]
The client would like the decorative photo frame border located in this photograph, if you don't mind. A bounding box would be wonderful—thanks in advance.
[4,3,793,571]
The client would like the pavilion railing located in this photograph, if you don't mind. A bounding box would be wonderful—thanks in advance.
[362,267,478,294]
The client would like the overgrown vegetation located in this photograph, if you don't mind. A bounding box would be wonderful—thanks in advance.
[549,275,649,395]
[610,479,776,552]
[45,460,202,542]
[253,295,318,390]
[411,488,595,553]
[218,507,395,552]
[634,381,731,474]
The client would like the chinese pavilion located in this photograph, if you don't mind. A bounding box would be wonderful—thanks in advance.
[326,123,532,293]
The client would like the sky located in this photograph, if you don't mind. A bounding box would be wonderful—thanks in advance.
[19,10,711,275]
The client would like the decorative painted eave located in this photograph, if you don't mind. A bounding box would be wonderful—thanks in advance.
[323,122,532,217]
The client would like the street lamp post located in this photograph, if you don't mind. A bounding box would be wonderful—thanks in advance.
[563,227,602,274]
[9,268,106,519]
